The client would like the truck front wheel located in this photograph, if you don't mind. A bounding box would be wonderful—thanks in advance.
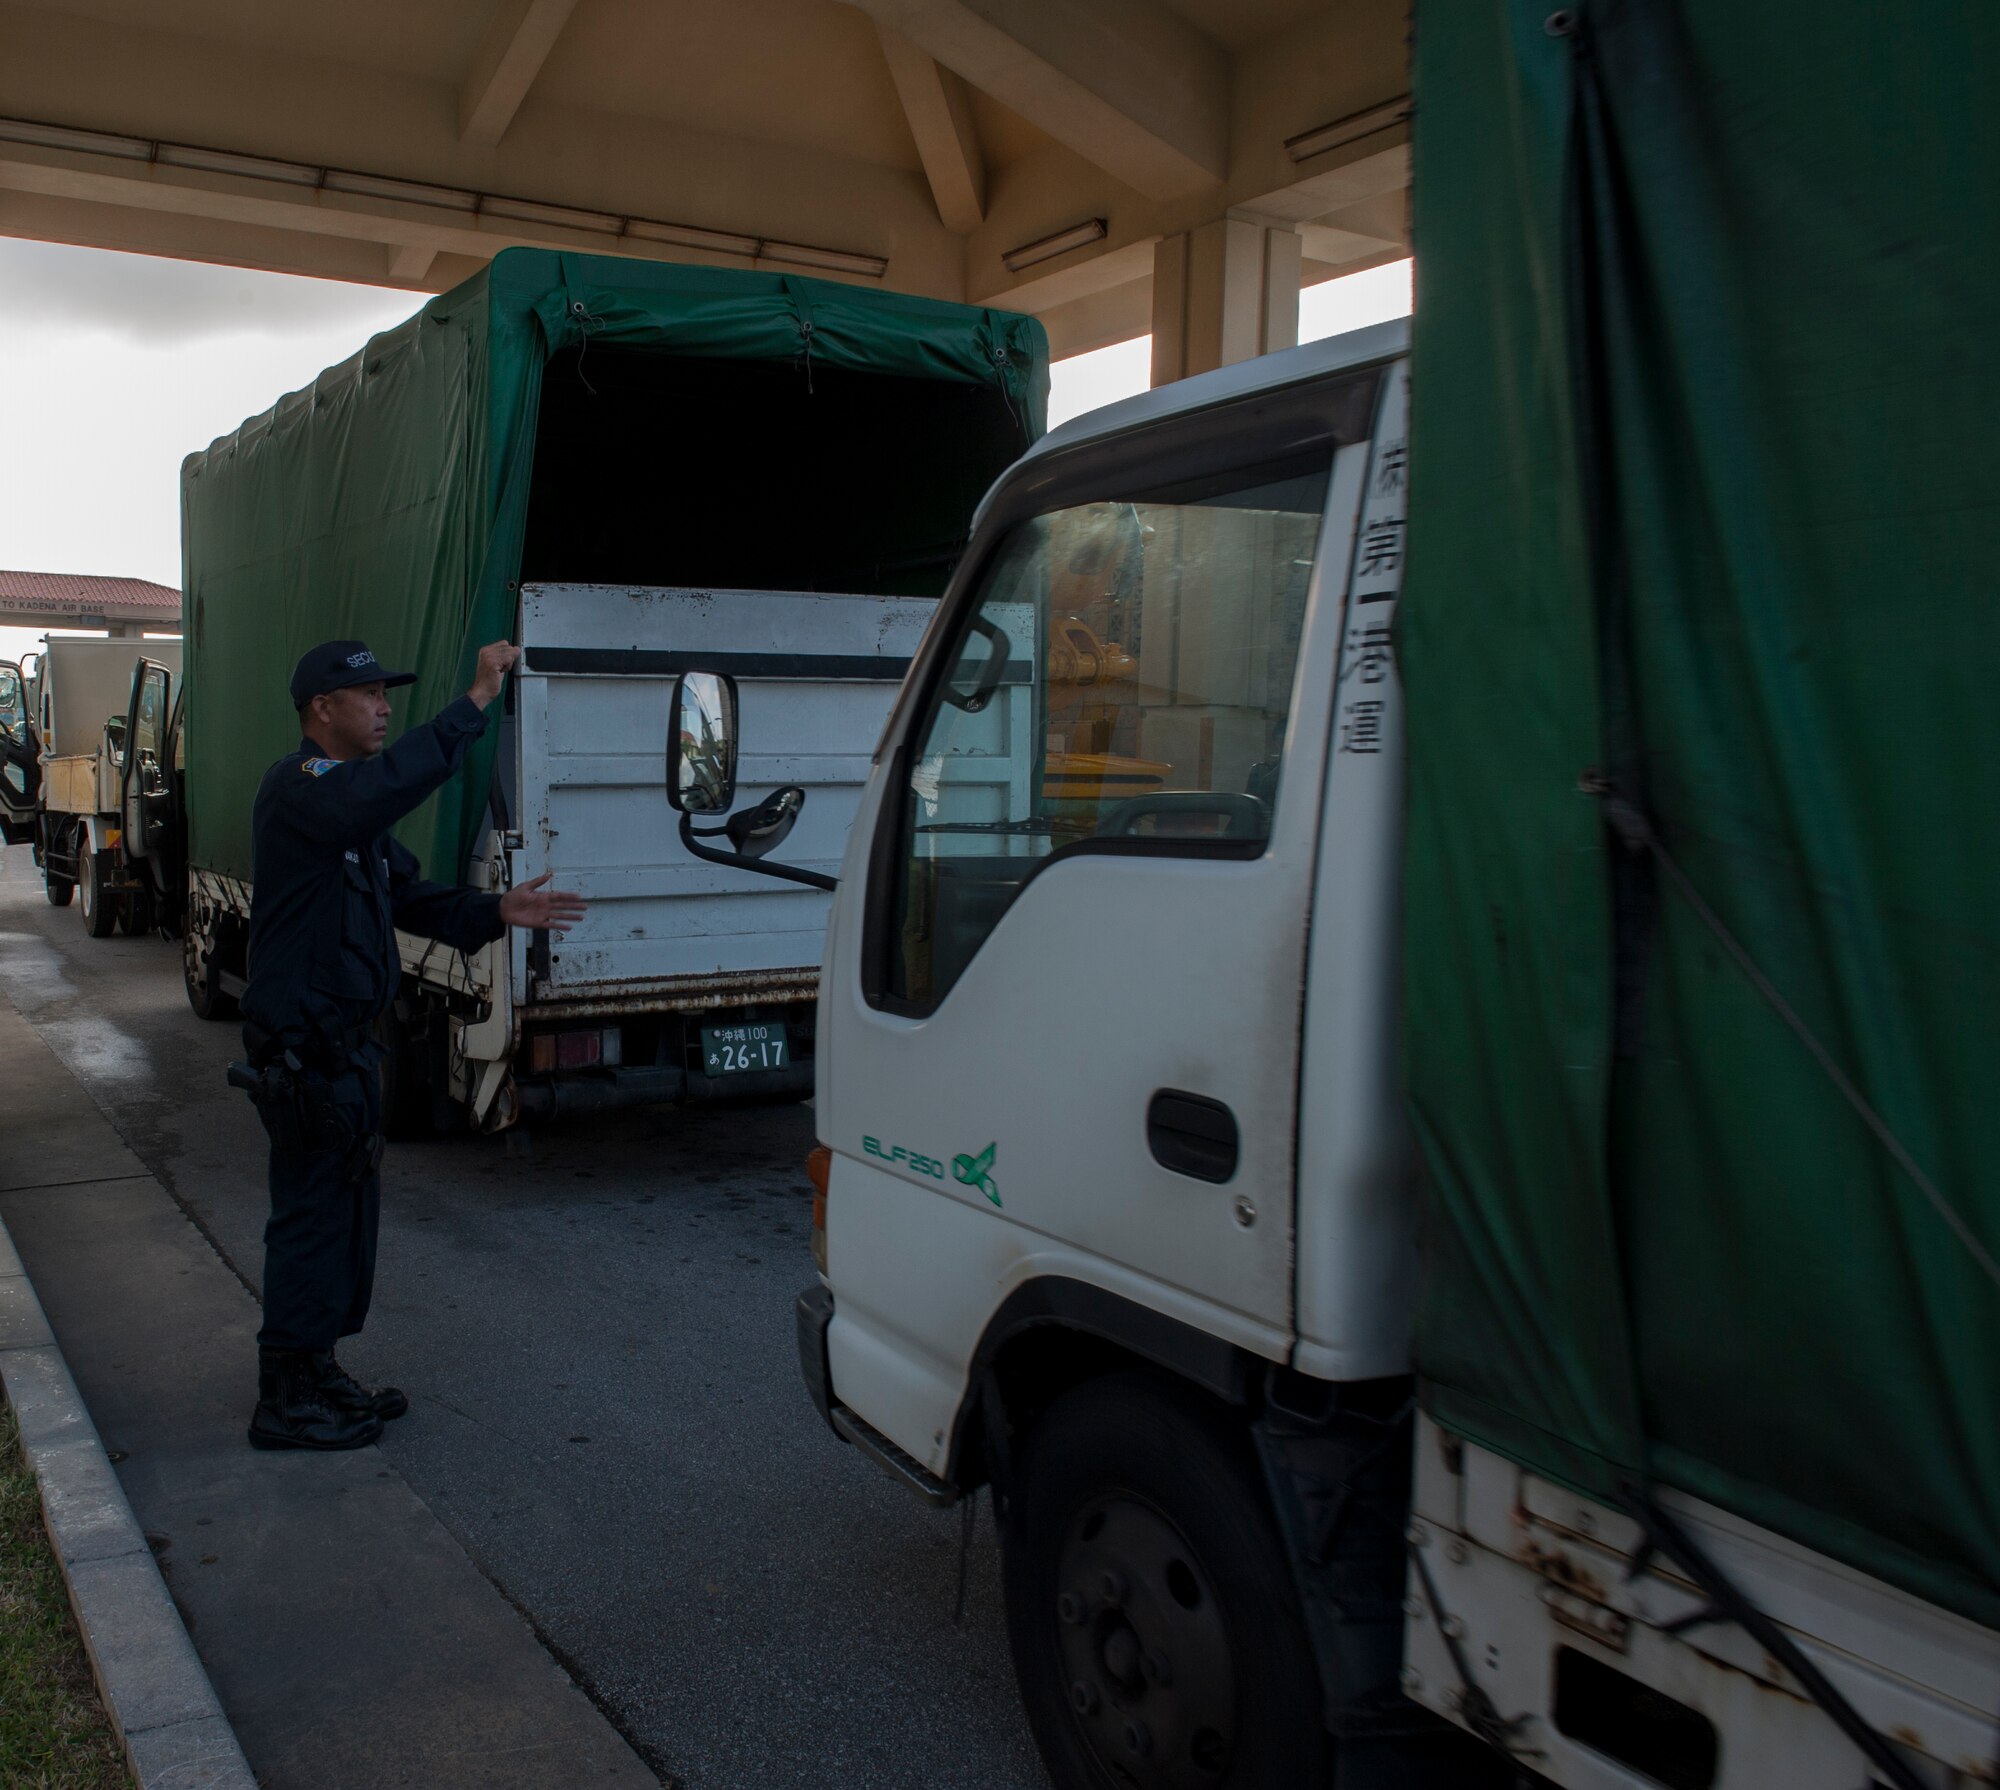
[182,917,239,1021]
[1001,1371,1331,1790]
[78,852,117,938]
[44,869,73,907]
[378,1004,448,1139]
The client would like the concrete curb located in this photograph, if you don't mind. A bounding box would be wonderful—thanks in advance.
[0,1214,258,1790]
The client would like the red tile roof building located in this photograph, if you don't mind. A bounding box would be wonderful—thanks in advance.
[0,571,181,632]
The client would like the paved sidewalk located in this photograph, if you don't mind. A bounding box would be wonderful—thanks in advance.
[0,993,660,1790]
[2,1210,256,1789]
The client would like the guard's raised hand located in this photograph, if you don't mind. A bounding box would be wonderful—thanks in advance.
[498,869,588,934]
[467,641,522,709]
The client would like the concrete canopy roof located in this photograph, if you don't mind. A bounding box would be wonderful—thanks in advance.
[0,0,1409,357]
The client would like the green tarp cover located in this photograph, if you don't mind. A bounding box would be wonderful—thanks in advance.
[182,249,1046,883]
[1402,0,2000,1626]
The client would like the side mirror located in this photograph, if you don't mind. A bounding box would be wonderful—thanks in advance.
[666,670,834,891]
[666,671,738,814]
[726,786,805,859]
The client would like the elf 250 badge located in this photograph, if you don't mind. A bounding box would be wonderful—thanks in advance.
[862,1136,945,1178]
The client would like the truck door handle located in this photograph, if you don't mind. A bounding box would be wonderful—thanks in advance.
[1147,1090,1239,1183]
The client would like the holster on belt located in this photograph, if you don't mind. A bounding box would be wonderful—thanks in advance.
[229,1023,367,1161]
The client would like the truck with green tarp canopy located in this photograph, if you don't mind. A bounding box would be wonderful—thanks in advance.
[178,247,1045,1129]
[1401,0,1999,1633]
[1394,0,2000,1777]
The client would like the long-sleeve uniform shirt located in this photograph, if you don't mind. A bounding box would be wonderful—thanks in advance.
[243,696,505,1058]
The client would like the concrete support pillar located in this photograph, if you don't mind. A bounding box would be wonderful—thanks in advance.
[1150,218,1303,387]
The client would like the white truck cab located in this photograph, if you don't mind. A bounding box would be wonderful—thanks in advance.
[643,318,2000,1789]
[791,324,1463,1784]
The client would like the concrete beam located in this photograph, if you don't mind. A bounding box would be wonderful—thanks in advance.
[1151,218,1299,386]
[459,0,581,146]
[967,232,1154,356]
[969,231,1152,312]
[0,186,452,292]
[1297,222,1399,269]
[875,26,986,234]
[385,243,439,282]
[851,0,1228,199]
[1242,140,1408,226]
[1032,276,1150,360]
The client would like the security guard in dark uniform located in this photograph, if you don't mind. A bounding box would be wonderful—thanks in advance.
[236,637,585,1451]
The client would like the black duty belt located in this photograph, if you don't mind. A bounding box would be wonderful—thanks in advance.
[243,1020,374,1072]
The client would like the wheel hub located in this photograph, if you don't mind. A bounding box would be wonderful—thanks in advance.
[1053,1496,1237,1787]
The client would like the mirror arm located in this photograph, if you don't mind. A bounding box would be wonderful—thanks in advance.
[677,812,837,892]
[941,613,1010,714]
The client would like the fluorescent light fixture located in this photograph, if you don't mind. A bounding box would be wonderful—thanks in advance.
[0,117,154,160]
[156,143,322,186]
[479,193,623,235]
[1285,97,1411,163]
[760,241,891,278]
[0,113,889,277]
[1003,218,1108,274]
[625,217,764,260]
[319,169,480,212]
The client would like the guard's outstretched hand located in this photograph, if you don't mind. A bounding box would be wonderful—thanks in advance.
[498,870,588,934]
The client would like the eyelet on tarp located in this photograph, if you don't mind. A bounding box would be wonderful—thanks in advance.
[565,293,606,394]
[991,346,1019,428]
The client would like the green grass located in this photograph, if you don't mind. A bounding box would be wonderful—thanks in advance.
[0,1404,127,1790]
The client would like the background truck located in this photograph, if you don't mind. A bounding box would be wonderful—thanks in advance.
[178,247,1044,1131]
[0,656,35,844]
[756,3,2000,1783]
[4,636,183,937]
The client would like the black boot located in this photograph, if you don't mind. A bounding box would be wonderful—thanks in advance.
[311,1351,408,1422]
[247,1348,383,1451]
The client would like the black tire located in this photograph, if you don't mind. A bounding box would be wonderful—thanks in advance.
[1002,1372,1332,1790]
[119,886,156,936]
[44,870,73,907]
[378,1005,435,1141]
[79,852,117,938]
[183,920,239,1021]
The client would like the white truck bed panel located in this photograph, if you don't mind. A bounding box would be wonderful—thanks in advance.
[35,638,180,758]
[1408,1417,2000,1788]
[516,584,934,1006]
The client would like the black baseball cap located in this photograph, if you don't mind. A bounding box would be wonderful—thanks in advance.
[290,640,417,708]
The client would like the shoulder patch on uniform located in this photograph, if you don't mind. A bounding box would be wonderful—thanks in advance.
[300,757,338,777]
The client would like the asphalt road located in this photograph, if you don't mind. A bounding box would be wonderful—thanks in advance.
[0,848,1044,1790]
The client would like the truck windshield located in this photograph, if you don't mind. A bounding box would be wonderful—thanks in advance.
[131,667,171,795]
[884,448,1333,1009]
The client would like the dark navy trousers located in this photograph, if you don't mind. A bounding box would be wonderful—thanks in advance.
[256,1058,382,1352]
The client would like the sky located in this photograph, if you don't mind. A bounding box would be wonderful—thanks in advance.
[0,237,1411,662]
[0,238,423,662]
